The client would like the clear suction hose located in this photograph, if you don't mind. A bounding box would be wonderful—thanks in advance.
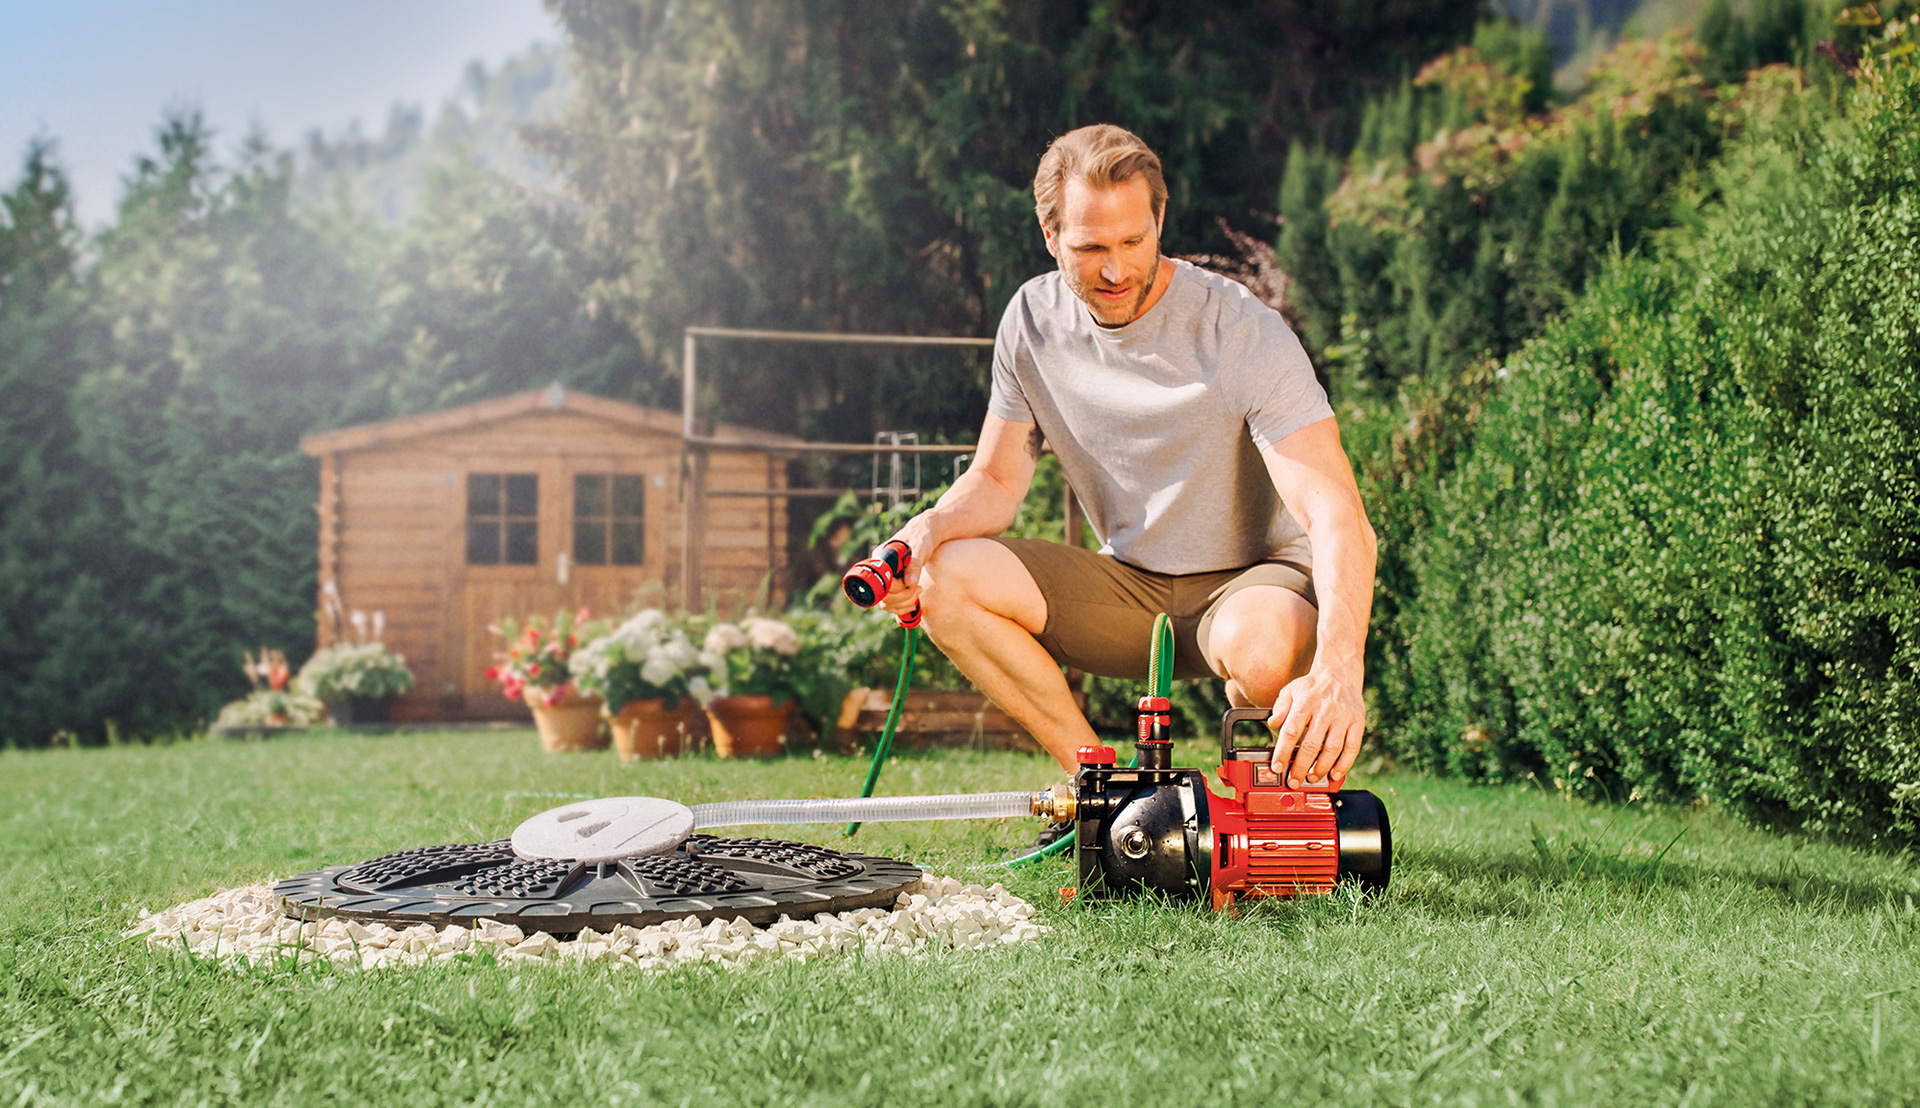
[691,791,1035,829]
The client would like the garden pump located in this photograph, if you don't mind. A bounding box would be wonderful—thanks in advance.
[1027,706,1392,908]
[841,539,921,628]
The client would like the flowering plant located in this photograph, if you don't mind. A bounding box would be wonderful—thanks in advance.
[216,688,326,728]
[214,646,324,728]
[486,609,606,707]
[570,609,714,713]
[246,647,292,693]
[294,641,416,702]
[700,616,806,702]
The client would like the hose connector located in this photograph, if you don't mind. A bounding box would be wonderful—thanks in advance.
[1031,788,1077,823]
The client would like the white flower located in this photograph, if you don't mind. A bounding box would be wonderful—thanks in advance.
[688,675,715,706]
[703,623,750,655]
[743,618,801,656]
[640,655,677,687]
[607,612,667,653]
[569,637,614,680]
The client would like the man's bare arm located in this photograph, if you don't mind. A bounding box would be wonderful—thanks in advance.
[1259,417,1378,786]
[875,414,1041,618]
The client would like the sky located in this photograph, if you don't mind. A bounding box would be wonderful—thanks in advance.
[0,0,559,227]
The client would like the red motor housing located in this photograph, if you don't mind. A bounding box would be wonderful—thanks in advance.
[1211,708,1353,909]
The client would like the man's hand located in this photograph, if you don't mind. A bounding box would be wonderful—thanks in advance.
[1267,669,1364,788]
[874,518,939,624]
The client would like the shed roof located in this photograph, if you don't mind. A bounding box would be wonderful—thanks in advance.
[300,384,798,456]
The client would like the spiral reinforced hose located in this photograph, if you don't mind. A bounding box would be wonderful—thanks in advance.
[693,791,1034,828]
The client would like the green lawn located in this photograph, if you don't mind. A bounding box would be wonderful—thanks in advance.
[2,729,1917,1106]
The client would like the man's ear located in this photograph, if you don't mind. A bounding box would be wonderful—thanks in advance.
[1040,220,1057,260]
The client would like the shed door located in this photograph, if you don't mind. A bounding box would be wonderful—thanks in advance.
[564,468,663,618]
[457,465,669,713]
[460,470,567,711]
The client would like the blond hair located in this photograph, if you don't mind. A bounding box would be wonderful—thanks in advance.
[1032,124,1167,234]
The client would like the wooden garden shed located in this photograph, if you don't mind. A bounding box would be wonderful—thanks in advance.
[300,384,793,722]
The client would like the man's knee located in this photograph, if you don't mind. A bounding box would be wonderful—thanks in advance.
[920,539,1046,636]
[1206,587,1316,704]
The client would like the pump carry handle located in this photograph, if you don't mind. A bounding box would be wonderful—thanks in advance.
[1219,706,1276,763]
[1220,706,1339,789]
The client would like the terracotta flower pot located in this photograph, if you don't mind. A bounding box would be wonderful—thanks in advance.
[523,687,608,753]
[706,694,791,759]
[607,697,698,763]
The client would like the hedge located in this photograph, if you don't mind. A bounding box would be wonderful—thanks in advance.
[1387,60,1920,842]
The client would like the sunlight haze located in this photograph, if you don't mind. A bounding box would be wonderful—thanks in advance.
[0,0,558,226]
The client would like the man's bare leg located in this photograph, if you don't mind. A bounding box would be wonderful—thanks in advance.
[1203,585,1318,707]
[916,539,1097,772]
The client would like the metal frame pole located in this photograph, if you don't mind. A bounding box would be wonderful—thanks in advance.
[676,326,994,613]
[682,331,704,609]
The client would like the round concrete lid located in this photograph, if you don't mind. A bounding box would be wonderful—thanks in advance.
[511,796,694,863]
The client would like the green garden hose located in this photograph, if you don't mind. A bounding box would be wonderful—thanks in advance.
[842,626,919,836]
[1146,610,1175,702]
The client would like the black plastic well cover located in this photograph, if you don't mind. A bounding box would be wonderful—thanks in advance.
[274,835,922,934]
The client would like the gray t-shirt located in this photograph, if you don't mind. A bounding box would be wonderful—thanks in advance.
[988,259,1334,575]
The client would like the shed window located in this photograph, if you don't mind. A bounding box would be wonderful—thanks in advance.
[467,473,538,565]
[573,474,645,565]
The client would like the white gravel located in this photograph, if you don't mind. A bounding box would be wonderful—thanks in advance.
[124,875,1047,972]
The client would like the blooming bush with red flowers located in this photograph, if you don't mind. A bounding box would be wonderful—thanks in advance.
[485,609,608,707]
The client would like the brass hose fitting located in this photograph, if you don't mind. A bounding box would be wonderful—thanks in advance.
[1030,788,1077,823]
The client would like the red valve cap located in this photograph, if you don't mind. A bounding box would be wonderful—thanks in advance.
[1076,745,1117,765]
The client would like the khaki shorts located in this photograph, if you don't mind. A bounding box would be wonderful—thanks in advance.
[988,536,1317,681]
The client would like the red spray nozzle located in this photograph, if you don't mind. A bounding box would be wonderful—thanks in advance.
[842,540,921,628]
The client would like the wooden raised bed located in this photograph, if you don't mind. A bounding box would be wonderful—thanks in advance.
[832,687,1086,753]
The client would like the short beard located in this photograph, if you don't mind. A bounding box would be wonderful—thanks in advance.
[1062,248,1161,328]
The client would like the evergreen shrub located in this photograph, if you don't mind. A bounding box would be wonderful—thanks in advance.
[1394,58,1920,842]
